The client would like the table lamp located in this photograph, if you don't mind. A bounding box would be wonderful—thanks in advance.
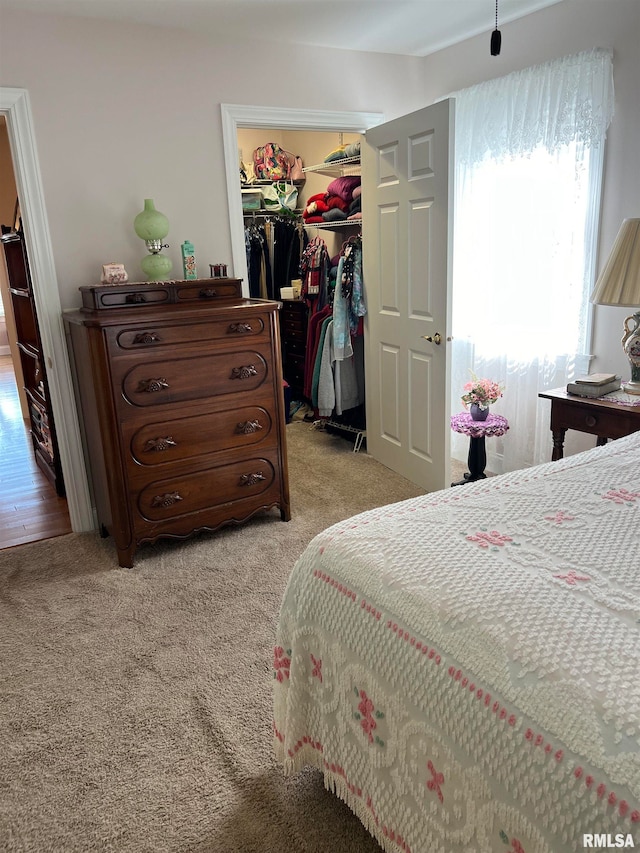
[134,198,172,281]
[590,218,640,395]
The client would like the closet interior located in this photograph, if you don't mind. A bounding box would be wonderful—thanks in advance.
[237,127,366,448]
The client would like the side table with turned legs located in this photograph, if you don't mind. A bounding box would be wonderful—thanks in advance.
[538,387,640,460]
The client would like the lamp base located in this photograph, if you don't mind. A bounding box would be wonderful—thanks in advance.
[622,311,640,394]
[141,252,172,282]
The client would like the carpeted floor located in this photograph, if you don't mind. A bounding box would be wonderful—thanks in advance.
[0,422,433,853]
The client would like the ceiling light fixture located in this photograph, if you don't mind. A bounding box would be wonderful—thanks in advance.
[491,0,502,56]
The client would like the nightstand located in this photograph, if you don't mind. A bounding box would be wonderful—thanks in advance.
[538,387,640,460]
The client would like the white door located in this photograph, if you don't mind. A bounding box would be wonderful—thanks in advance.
[362,99,454,492]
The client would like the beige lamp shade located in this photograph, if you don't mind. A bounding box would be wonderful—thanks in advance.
[590,217,640,394]
[590,218,640,307]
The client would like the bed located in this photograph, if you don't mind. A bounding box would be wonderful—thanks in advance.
[273,431,640,853]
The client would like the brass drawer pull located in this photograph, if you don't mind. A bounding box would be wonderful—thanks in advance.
[137,378,169,393]
[231,365,257,380]
[133,331,161,345]
[235,420,263,434]
[239,472,265,487]
[144,436,177,452]
[151,492,183,507]
[228,322,253,334]
[126,292,147,304]
[199,288,218,299]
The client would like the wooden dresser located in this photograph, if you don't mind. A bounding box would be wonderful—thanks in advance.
[280,299,308,401]
[65,278,290,567]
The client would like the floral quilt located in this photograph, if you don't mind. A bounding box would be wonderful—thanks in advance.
[273,431,640,853]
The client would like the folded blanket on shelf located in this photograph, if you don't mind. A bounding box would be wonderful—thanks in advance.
[327,175,361,202]
[322,208,348,222]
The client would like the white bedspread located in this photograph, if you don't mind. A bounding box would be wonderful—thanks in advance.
[273,432,640,853]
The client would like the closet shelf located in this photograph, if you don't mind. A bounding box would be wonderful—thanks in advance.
[303,220,362,231]
[302,156,361,176]
[243,209,304,218]
[241,179,305,188]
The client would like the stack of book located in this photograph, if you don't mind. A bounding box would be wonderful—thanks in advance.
[566,373,621,397]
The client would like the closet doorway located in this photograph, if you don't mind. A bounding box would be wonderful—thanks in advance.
[222,105,380,463]
[221,103,454,494]
[237,126,365,433]
[222,105,381,297]
[237,126,362,301]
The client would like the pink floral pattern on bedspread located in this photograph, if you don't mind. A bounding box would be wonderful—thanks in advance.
[274,432,640,853]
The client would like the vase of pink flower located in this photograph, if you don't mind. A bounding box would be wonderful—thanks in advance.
[461,375,504,421]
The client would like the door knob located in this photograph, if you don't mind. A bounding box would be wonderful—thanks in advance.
[421,332,442,345]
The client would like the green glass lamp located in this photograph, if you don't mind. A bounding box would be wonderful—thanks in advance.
[134,199,172,281]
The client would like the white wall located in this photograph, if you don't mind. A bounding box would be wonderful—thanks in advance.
[0,0,637,381]
[0,10,423,308]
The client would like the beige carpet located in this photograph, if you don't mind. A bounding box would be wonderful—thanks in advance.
[0,422,435,853]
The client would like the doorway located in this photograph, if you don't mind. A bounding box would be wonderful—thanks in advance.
[0,355,71,548]
[237,125,366,433]
[221,104,383,295]
[0,117,72,548]
[0,88,94,538]
[222,103,456,493]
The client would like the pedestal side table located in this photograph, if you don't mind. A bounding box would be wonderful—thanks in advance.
[450,412,509,486]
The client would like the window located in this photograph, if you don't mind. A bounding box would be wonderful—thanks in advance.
[450,49,615,472]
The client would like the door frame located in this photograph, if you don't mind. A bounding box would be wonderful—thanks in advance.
[220,104,384,293]
[0,87,94,532]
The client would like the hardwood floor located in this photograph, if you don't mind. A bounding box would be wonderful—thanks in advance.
[0,354,72,550]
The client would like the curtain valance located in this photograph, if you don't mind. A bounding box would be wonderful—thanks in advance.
[453,48,614,166]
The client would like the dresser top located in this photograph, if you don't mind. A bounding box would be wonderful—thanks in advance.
[65,296,281,328]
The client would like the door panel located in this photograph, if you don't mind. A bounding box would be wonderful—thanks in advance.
[380,345,401,444]
[363,99,454,492]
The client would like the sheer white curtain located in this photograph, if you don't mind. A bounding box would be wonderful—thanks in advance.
[450,49,615,473]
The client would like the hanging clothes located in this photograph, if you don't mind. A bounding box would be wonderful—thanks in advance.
[307,234,366,420]
[299,236,330,309]
[317,319,362,417]
[244,219,271,299]
[245,215,305,300]
[272,217,305,297]
[303,303,332,400]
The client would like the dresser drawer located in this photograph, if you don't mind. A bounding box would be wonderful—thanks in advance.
[281,317,304,330]
[280,300,307,319]
[80,278,242,310]
[126,403,275,466]
[284,362,305,389]
[284,338,306,357]
[284,359,304,380]
[560,404,604,434]
[134,451,279,523]
[80,284,171,310]
[118,347,272,409]
[110,314,269,352]
[281,324,306,344]
[175,280,243,302]
[550,397,640,439]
